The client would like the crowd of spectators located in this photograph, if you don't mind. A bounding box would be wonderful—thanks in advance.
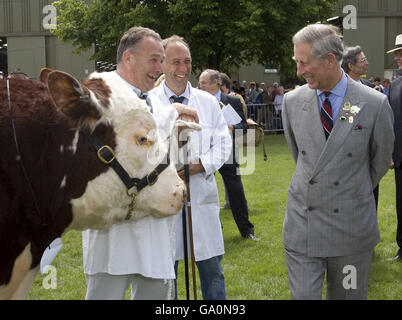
[235,73,391,131]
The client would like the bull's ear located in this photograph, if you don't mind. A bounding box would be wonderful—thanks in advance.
[39,67,53,85]
[47,71,102,126]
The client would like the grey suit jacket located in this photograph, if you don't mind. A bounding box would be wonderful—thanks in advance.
[282,77,394,257]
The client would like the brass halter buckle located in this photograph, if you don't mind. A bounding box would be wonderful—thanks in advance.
[146,169,159,186]
[97,145,115,164]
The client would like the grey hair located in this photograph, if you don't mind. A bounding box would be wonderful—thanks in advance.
[341,46,363,73]
[116,26,162,64]
[202,69,221,85]
[293,24,344,64]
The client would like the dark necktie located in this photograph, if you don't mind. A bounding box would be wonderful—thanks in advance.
[320,91,333,140]
[170,95,185,103]
[139,93,148,100]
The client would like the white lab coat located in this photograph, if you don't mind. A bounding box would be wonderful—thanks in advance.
[148,81,232,262]
[82,95,179,280]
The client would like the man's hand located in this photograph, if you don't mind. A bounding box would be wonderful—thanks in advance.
[391,160,395,170]
[177,161,205,180]
[171,103,199,123]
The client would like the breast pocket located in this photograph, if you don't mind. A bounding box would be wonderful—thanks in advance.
[343,128,370,154]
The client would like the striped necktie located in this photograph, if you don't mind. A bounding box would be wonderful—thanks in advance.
[320,91,333,140]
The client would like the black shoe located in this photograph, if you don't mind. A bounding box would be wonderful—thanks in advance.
[244,233,260,241]
[387,250,402,261]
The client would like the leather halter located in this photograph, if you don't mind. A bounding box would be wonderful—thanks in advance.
[84,129,170,194]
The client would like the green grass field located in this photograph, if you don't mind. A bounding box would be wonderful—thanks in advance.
[27,134,402,300]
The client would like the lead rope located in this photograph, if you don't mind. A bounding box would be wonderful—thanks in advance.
[7,75,43,220]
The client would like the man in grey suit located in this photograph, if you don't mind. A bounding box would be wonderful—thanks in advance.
[282,24,394,300]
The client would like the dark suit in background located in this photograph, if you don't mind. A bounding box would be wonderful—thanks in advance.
[360,78,374,88]
[219,93,256,238]
[389,76,402,257]
[360,78,379,209]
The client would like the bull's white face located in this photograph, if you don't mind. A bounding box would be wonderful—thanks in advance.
[113,109,186,220]
[66,71,185,230]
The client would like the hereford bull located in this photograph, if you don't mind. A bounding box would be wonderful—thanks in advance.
[0,69,187,299]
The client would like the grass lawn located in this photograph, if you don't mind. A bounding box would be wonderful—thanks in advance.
[27,134,402,300]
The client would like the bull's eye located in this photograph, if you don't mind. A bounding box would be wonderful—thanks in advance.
[135,134,154,149]
[136,135,148,145]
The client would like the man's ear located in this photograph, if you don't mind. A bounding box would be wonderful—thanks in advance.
[326,53,338,68]
[122,50,135,66]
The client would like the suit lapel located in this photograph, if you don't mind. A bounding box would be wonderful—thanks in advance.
[221,94,228,105]
[312,78,366,176]
[301,88,327,152]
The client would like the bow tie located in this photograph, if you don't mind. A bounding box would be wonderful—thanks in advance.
[139,93,148,100]
[170,95,185,103]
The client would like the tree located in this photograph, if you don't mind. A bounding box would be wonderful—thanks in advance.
[52,0,337,79]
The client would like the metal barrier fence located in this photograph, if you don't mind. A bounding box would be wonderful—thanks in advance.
[247,104,283,133]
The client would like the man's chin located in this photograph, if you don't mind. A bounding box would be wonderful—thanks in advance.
[307,82,317,89]
[304,78,316,89]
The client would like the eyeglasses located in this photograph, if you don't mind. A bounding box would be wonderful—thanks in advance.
[359,57,368,63]
[395,51,402,57]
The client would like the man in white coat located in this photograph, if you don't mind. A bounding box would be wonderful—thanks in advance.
[82,27,198,300]
[149,35,232,300]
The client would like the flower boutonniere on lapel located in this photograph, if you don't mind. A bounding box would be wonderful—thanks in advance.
[340,102,360,123]
[350,105,361,116]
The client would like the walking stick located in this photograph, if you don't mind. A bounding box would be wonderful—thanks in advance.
[182,131,197,300]
[184,161,197,300]
[181,202,190,300]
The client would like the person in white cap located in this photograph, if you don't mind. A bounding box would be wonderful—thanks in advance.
[388,33,402,261]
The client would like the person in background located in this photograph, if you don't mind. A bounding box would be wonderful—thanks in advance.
[273,86,284,130]
[374,77,384,93]
[248,82,259,104]
[199,69,259,242]
[387,33,402,261]
[342,45,380,210]
[383,78,390,97]
[341,46,373,87]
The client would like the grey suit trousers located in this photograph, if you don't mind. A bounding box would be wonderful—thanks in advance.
[285,249,373,300]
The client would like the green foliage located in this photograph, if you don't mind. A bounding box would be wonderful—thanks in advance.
[52,0,338,78]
